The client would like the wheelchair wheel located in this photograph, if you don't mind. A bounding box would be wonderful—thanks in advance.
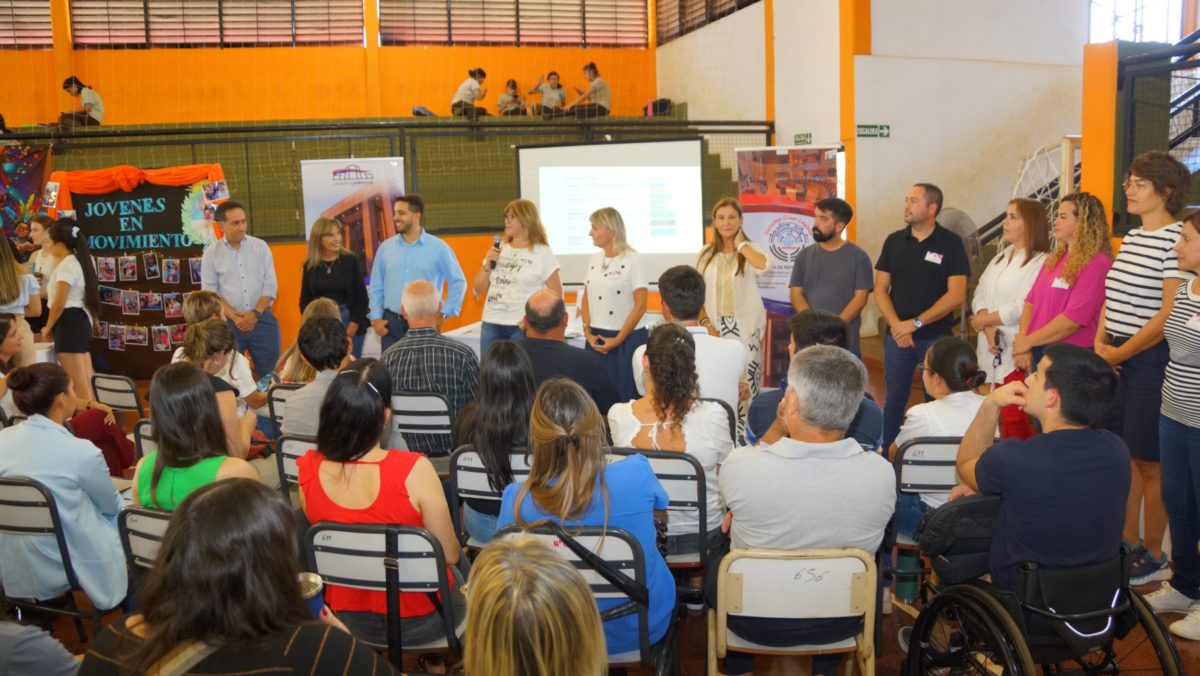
[907,584,1035,675]
[1051,589,1182,675]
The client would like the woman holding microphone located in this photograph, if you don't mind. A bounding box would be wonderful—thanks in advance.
[969,198,1050,438]
[696,197,769,436]
[581,207,648,401]
[474,198,561,355]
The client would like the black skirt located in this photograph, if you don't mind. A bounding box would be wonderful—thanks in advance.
[54,307,92,353]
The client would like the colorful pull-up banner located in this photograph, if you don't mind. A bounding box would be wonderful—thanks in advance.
[0,144,51,235]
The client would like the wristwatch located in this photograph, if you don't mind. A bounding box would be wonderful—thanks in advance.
[254,309,263,318]
[913,317,924,329]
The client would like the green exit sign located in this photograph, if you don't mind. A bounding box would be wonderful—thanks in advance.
[856,124,891,138]
[793,133,813,145]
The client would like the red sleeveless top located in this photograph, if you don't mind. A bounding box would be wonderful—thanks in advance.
[297,449,451,617]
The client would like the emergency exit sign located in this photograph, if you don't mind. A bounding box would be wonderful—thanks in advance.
[856,124,891,138]
[794,133,812,145]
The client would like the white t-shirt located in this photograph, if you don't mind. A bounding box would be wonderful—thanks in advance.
[171,346,257,400]
[48,256,86,310]
[608,399,732,536]
[584,249,648,332]
[631,325,746,414]
[81,87,104,122]
[894,390,986,509]
[451,78,482,106]
[29,249,61,283]
[482,243,560,325]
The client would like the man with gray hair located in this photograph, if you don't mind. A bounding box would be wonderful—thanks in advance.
[714,345,895,676]
[518,288,620,414]
[381,280,479,471]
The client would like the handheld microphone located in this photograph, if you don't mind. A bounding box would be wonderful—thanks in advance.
[490,235,501,269]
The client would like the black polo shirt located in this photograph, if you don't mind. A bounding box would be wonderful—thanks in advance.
[874,223,970,339]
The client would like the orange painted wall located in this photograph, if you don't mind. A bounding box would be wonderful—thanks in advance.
[1,44,654,127]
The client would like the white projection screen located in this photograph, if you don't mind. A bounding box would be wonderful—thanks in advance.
[517,139,705,285]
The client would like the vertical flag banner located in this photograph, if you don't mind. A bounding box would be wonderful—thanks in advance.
[735,145,840,314]
[300,158,405,278]
[0,145,51,234]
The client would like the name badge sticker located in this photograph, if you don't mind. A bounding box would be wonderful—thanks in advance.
[924,251,944,265]
[1186,312,1200,332]
[1051,277,1070,290]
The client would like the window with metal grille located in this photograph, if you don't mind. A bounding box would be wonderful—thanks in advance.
[656,0,758,46]
[379,0,645,47]
[0,0,52,47]
[69,0,363,47]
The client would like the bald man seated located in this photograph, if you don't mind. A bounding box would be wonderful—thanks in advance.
[518,288,621,416]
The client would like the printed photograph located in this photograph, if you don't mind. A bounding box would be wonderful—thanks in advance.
[96,321,107,339]
[170,323,188,345]
[142,253,160,279]
[162,258,180,284]
[163,292,183,319]
[121,289,139,316]
[152,326,171,352]
[97,257,116,283]
[119,256,138,282]
[139,292,163,312]
[189,258,202,285]
[125,325,149,347]
[203,180,230,202]
[107,324,125,351]
[99,286,121,306]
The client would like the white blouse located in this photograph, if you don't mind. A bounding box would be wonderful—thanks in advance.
[482,243,559,325]
[971,246,1047,382]
[698,244,770,339]
[584,249,648,332]
[607,399,732,536]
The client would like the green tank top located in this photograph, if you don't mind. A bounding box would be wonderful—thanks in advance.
[135,452,226,510]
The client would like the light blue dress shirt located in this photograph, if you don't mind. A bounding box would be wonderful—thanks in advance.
[0,415,126,610]
[201,235,279,313]
[368,230,467,320]
[0,273,39,314]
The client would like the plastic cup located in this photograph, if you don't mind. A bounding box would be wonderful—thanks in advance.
[298,572,325,618]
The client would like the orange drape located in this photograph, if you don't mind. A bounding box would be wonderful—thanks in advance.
[47,164,226,217]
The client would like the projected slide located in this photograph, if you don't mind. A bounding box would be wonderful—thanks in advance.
[518,139,704,285]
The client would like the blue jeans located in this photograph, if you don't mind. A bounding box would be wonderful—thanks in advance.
[378,309,409,353]
[338,305,365,358]
[478,322,525,357]
[228,309,281,381]
[463,504,499,544]
[1161,415,1200,599]
[882,332,939,450]
[895,493,930,542]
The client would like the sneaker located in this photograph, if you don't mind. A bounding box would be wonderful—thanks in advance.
[882,587,893,615]
[897,626,912,655]
[1131,550,1172,585]
[1145,582,1200,614]
[1170,606,1200,640]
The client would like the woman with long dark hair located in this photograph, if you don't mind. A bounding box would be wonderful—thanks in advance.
[39,218,101,402]
[0,228,40,367]
[298,358,464,657]
[25,215,59,334]
[890,336,987,539]
[497,378,675,655]
[300,217,367,357]
[452,340,536,543]
[131,363,259,510]
[0,363,126,613]
[60,75,103,128]
[79,479,393,674]
[608,323,731,555]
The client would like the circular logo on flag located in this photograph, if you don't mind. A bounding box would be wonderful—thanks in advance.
[765,217,813,263]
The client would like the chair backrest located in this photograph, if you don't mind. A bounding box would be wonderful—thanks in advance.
[133,418,157,461]
[449,445,532,503]
[609,447,707,564]
[0,477,81,590]
[92,373,144,417]
[496,524,650,661]
[699,397,737,443]
[305,522,460,656]
[119,507,172,570]
[268,383,305,425]
[894,436,963,495]
[391,391,454,456]
[275,434,317,501]
[714,548,876,658]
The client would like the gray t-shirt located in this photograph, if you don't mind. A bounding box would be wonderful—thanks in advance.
[788,242,874,353]
[0,621,79,675]
[588,77,612,110]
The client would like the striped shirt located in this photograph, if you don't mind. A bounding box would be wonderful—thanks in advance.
[1162,281,1200,428]
[380,327,479,457]
[1104,223,1192,337]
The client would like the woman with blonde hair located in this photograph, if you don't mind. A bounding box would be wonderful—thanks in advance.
[0,228,41,367]
[300,217,367,357]
[474,198,561,354]
[463,534,606,676]
[696,197,769,439]
[276,297,343,383]
[496,377,674,655]
[1013,192,1113,370]
[581,206,648,400]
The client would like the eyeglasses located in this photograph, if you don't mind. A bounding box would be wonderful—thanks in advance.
[1123,178,1150,192]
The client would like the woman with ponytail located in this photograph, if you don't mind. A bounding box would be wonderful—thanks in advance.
[607,323,731,556]
[0,228,41,367]
[497,377,675,656]
[891,336,988,539]
[39,219,101,402]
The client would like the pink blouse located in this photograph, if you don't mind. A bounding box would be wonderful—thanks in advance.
[1024,252,1112,347]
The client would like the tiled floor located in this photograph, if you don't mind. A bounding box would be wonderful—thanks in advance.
[31,343,1200,673]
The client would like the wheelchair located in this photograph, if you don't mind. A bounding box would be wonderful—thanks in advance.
[902,495,1184,675]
